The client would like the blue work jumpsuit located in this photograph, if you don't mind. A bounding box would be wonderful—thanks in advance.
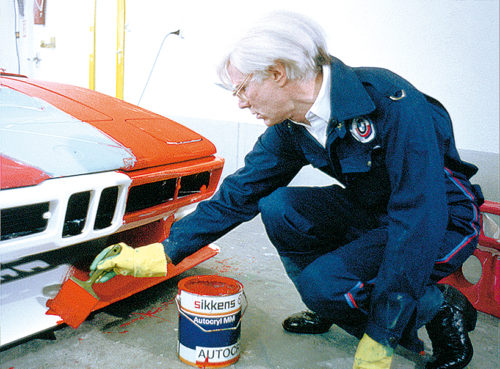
[163,57,483,352]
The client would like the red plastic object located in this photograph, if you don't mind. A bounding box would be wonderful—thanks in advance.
[46,273,103,328]
[46,244,220,327]
[439,200,500,317]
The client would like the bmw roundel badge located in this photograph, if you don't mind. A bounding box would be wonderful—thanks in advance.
[350,117,376,143]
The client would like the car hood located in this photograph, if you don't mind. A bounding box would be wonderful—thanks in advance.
[0,77,216,189]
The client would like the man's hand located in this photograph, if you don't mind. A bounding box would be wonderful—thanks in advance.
[353,334,394,369]
[90,242,170,283]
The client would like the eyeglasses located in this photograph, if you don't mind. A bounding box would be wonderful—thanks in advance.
[232,73,252,100]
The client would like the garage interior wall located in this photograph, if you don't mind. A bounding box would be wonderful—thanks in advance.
[1,0,498,200]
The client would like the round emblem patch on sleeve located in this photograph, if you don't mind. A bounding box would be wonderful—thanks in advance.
[350,117,376,143]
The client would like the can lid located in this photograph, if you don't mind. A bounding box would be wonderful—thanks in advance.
[178,275,243,297]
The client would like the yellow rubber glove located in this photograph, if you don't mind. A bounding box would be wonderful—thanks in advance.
[353,334,394,369]
[90,242,169,283]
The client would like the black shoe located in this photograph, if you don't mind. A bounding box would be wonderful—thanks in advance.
[282,311,333,334]
[425,284,477,369]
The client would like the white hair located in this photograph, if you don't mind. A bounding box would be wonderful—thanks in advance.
[218,11,331,87]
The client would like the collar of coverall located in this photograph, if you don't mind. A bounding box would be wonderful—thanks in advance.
[328,56,376,123]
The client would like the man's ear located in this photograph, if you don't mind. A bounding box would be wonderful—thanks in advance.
[268,62,287,87]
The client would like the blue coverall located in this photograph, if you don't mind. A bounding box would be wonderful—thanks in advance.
[163,57,483,352]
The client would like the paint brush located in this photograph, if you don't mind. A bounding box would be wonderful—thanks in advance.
[46,244,122,328]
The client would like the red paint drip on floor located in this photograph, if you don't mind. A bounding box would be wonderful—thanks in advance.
[104,298,176,334]
[213,258,242,275]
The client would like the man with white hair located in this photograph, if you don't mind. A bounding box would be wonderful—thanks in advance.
[92,11,483,369]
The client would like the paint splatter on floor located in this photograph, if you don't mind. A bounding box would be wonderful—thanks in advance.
[213,256,256,275]
[213,258,239,274]
[104,297,177,334]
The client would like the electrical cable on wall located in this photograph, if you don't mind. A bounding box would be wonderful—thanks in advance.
[13,0,21,74]
[137,29,182,105]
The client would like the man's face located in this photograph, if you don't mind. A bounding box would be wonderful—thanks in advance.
[227,64,293,127]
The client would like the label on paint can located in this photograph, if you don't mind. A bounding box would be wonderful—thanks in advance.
[196,341,241,364]
[179,290,242,315]
[176,275,246,368]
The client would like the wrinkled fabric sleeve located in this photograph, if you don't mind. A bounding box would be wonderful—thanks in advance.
[364,92,448,348]
[163,123,307,264]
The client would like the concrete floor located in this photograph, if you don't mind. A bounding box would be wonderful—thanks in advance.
[1,216,498,369]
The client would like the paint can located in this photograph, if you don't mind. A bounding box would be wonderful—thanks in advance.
[176,275,246,368]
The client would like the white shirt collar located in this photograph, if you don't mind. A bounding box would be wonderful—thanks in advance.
[289,65,331,147]
[291,65,331,147]
[305,65,331,124]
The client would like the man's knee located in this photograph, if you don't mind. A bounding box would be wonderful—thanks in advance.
[296,260,350,315]
[258,187,291,227]
[258,187,319,248]
[296,252,373,318]
[297,266,325,312]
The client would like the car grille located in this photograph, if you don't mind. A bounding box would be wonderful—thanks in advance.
[0,170,131,256]
[178,172,211,198]
[59,187,119,237]
[1,186,121,242]
[0,160,223,262]
[1,202,50,241]
[95,187,119,230]
[126,178,177,213]
[62,191,91,237]
[1,169,218,243]
[125,171,211,214]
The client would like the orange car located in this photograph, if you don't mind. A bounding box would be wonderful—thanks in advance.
[0,72,224,347]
